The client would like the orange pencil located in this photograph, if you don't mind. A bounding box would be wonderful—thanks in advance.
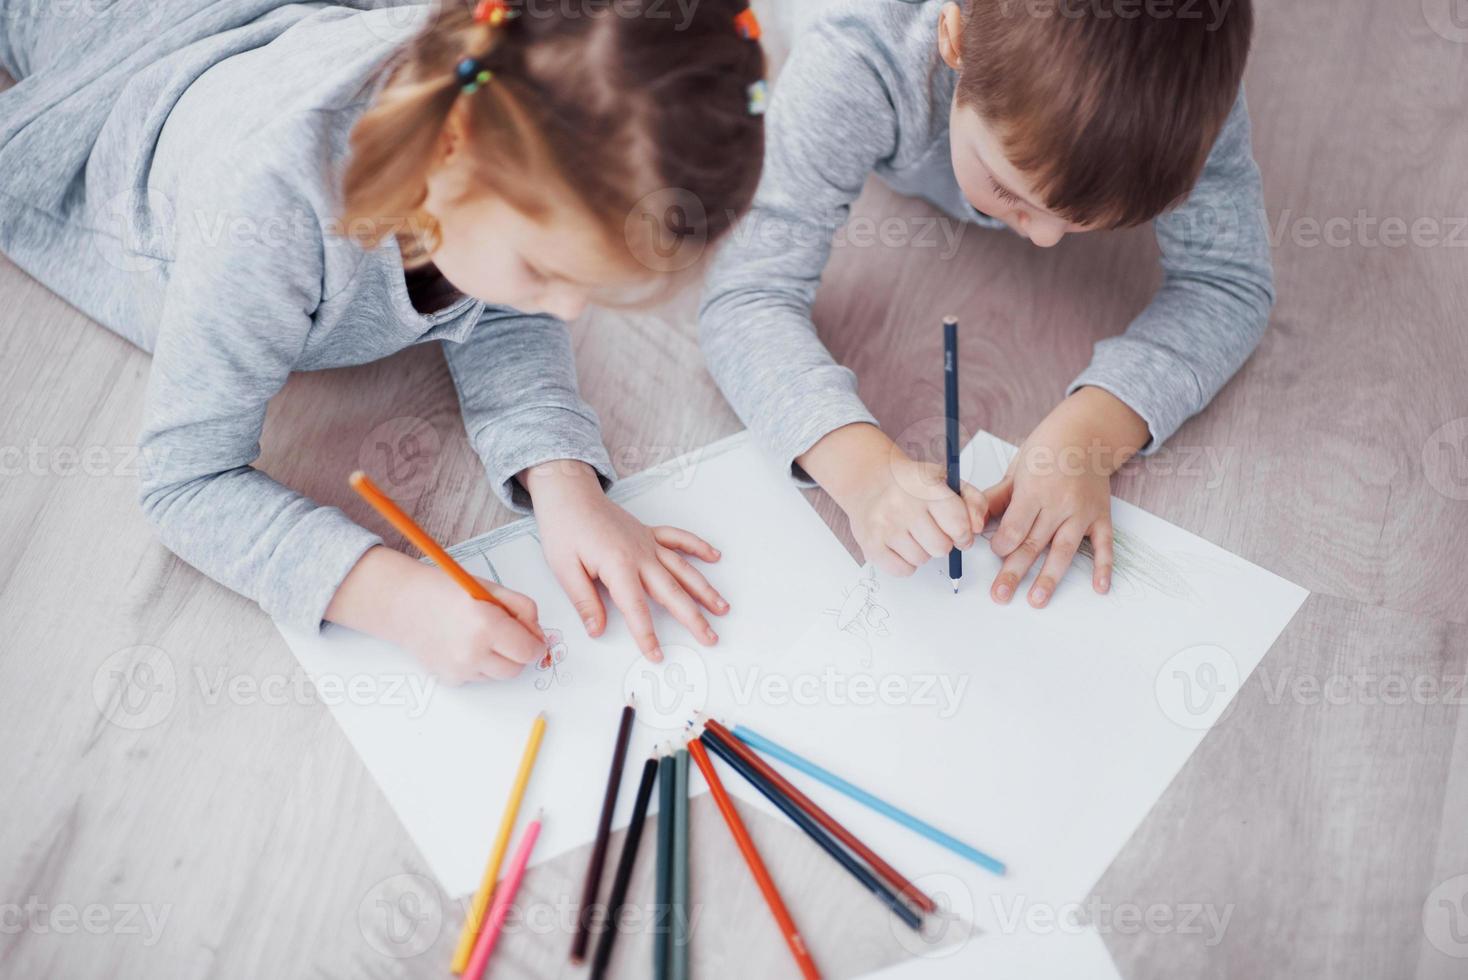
[687,737,821,980]
[349,471,530,627]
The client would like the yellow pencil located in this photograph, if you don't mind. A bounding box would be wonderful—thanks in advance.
[451,710,548,973]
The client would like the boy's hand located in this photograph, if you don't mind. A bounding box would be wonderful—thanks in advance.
[982,387,1149,606]
[523,461,727,662]
[799,423,989,576]
[328,546,548,684]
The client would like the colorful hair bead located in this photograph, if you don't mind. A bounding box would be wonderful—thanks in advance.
[456,57,493,93]
[746,79,768,116]
[733,8,761,41]
[473,0,514,26]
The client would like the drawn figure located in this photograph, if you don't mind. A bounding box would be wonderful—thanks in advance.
[534,628,571,690]
[824,567,891,666]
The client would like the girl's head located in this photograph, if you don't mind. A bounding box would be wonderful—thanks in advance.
[343,0,766,321]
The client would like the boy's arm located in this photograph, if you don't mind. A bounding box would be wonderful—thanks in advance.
[699,18,900,481]
[441,310,614,511]
[1067,91,1275,452]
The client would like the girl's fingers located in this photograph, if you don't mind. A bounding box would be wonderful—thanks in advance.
[483,604,547,667]
[989,488,1041,559]
[476,651,529,682]
[643,564,717,646]
[652,525,721,563]
[990,510,1058,604]
[930,492,974,550]
[912,511,957,559]
[1028,517,1088,608]
[960,482,990,537]
[890,532,929,570]
[605,567,663,662]
[980,474,1015,525]
[658,545,729,616]
[873,546,916,578]
[1090,518,1115,593]
[545,557,606,636]
[478,576,544,640]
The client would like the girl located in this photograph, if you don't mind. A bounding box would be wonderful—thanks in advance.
[0,0,766,681]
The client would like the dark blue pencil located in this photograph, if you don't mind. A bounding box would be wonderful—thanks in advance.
[699,734,924,931]
[944,316,961,593]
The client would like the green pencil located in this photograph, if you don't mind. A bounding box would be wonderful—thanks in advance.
[670,748,691,980]
[655,751,676,980]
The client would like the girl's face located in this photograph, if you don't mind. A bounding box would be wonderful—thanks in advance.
[948,101,1094,248]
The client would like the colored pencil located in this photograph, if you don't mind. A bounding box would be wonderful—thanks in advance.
[670,748,690,980]
[943,316,962,593]
[349,471,520,620]
[462,811,542,980]
[590,754,661,980]
[732,724,1006,876]
[654,750,676,980]
[702,717,935,914]
[700,734,923,931]
[687,737,821,980]
[571,700,638,963]
[450,711,547,973]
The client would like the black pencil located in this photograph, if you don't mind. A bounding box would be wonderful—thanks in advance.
[571,698,637,963]
[590,753,661,980]
[699,734,924,931]
[654,748,676,980]
[944,315,962,593]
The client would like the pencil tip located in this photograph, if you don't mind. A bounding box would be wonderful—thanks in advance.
[535,709,547,720]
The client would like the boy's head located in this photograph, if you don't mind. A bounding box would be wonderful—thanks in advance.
[937,0,1252,247]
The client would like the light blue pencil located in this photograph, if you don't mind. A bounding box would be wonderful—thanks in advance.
[732,724,1006,876]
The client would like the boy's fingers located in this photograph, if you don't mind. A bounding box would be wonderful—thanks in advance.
[652,526,721,563]
[874,546,916,578]
[1029,518,1087,608]
[912,511,957,559]
[990,492,1040,559]
[546,558,606,636]
[960,482,990,537]
[980,475,1014,523]
[930,493,974,550]
[990,511,1057,604]
[644,564,717,646]
[889,532,929,569]
[606,569,662,661]
[1090,518,1115,593]
[658,546,729,616]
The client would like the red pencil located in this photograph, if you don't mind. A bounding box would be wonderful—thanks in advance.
[702,717,936,914]
[687,737,821,980]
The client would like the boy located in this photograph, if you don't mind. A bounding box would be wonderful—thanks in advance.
[701,0,1269,606]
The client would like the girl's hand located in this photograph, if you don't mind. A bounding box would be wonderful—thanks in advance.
[523,461,728,662]
[798,423,989,577]
[327,546,548,684]
[982,387,1149,607]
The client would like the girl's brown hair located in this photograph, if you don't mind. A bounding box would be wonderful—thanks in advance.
[342,0,765,276]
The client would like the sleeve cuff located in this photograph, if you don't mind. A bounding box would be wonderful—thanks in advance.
[470,405,616,511]
[259,507,382,632]
[1066,337,1205,455]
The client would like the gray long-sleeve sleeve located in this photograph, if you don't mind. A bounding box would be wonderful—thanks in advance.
[444,312,615,512]
[700,0,1274,472]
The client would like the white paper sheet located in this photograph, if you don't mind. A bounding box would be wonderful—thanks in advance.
[278,430,1306,977]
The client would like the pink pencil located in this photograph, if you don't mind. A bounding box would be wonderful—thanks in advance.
[463,812,542,980]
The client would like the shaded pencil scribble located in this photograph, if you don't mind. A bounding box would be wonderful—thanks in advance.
[1075,528,1196,602]
[824,567,892,666]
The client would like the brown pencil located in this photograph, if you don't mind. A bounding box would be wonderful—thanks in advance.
[570,699,638,963]
[702,716,936,914]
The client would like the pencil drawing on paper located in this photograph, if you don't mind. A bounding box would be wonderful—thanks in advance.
[535,628,572,690]
[1076,528,1197,602]
[824,567,891,666]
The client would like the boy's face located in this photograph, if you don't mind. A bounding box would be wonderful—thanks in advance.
[947,100,1093,248]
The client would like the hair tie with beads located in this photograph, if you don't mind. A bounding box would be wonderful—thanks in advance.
[456,57,493,94]
[733,8,761,40]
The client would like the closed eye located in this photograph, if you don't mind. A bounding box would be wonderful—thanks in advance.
[989,178,1022,207]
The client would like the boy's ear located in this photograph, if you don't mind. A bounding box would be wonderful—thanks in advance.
[938,2,964,70]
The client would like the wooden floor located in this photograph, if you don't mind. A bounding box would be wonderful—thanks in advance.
[2,1,1467,977]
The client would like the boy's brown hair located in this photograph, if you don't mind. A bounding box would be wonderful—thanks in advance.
[957,0,1253,229]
